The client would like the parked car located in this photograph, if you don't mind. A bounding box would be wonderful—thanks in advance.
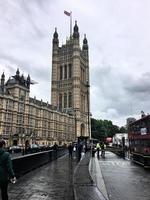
[9,146,21,153]
[29,144,40,153]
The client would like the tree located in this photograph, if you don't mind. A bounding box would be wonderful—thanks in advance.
[119,126,127,133]
[91,118,120,140]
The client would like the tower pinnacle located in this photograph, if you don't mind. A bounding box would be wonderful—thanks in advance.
[73,21,79,39]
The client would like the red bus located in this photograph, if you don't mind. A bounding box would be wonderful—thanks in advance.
[128,114,150,168]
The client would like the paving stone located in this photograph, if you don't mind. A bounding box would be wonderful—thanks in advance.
[8,154,78,200]
[6,152,106,200]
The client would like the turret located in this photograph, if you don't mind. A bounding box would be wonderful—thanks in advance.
[16,68,20,78]
[21,74,25,85]
[27,74,31,89]
[82,34,88,51]
[1,72,5,93]
[51,28,59,106]
[73,21,79,40]
[1,72,5,85]
[52,28,59,46]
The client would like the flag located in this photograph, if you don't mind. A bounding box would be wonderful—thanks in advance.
[64,10,71,17]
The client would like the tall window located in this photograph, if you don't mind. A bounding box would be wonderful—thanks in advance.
[68,92,72,108]
[69,64,72,78]
[64,93,67,108]
[59,94,62,110]
[60,66,63,80]
[64,65,67,79]
[83,69,85,83]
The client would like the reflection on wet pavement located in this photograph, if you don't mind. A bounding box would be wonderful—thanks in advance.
[99,152,150,200]
[8,154,79,200]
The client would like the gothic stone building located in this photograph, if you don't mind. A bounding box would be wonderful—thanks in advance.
[0,22,91,146]
[51,21,91,138]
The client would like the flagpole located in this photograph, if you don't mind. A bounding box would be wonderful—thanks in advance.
[64,10,72,37]
[70,11,72,37]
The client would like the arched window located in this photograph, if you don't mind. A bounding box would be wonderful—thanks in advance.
[64,93,67,108]
[68,92,72,108]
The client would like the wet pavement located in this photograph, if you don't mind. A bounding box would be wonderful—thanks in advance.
[74,152,106,200]
[8,154,79,200]
[90,151,150,200]
[7,151,150,200]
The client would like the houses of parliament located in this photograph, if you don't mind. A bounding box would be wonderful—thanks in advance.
[0,22,91,146]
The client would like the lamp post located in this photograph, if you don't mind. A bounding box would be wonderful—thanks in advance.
[22,133,25,155]
[74,109,77,141]
[86,81,90,138]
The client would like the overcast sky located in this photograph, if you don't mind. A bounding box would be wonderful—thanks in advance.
[0,0,150,127]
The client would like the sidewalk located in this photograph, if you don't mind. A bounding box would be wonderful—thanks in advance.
[89,156,109,200]
[74,152,107,200]
[7,152,107,200]
[8,153,78,200]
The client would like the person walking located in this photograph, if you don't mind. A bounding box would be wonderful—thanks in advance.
[68,143,73,158]
[0,140,16,200]
[52,142,58,159]
[96,142,101,157]
[100,141,106,158]
[77,142,83,161]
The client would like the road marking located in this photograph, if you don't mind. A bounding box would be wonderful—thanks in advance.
[98,160,133,167]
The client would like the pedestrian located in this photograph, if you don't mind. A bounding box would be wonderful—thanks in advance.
[100,142,106,157]
[0,139,16,200]
[68,143,73,158]
[52,142,58,159]
[77,142,83,161]
[96,142,101,157]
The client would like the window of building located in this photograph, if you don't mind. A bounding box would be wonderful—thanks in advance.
[64,93,67,108]
[68,92,72,108]
[69,64,72,78]
[17,115,24,124]
[83,69,85,83]
[29,106,33,115]
[19,103,24,113]
[60,66,63,80]
[64,65,67,79]
[59,93,62,110]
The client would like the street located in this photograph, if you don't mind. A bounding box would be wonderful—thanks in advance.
[91,151,150,200]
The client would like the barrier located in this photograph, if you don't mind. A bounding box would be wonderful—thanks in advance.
[107,146,125,157]
[12,148,67,178]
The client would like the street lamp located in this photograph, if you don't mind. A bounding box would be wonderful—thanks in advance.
[22,133,25,155]
[86,81,90,138]
[74,110,77,140]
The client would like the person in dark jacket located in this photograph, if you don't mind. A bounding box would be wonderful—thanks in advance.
[52,143,58,159]
[68,143,73,158]
[0,140,16,200]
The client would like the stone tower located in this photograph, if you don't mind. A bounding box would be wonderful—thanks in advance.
[51,22,91,138]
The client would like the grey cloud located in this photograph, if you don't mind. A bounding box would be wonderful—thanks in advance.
[0,54,50,81]
[1,0,150,126]
[125,72,150,94]
[91,63,150,121]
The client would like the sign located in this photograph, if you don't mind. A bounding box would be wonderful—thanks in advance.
[141,128,147,135]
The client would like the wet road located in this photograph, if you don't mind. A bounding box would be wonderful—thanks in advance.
[8,154,78,200]
[98,151,150,200]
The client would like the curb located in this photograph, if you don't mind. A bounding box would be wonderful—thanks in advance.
[89,157,109,200]
[73,152,107,200]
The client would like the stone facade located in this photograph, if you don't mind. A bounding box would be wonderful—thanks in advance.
[0,22,91,146]
[51,22,91,138]
[0,70,75,146]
